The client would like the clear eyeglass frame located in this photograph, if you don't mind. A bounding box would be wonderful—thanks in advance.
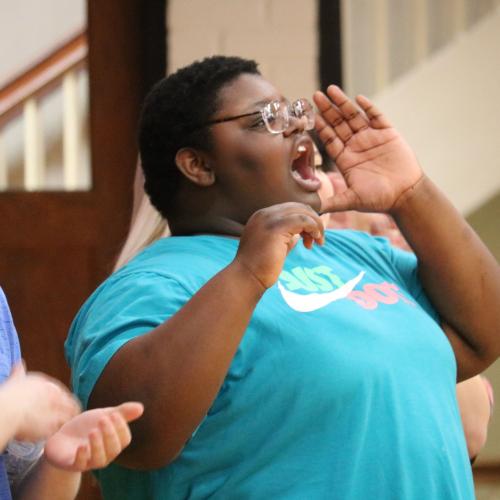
[201,98,315,135]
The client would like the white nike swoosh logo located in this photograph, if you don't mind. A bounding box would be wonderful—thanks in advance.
[277,271,365,312]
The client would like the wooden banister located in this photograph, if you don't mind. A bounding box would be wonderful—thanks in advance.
[0,31,87,127]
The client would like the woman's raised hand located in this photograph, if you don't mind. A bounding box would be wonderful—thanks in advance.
[313,85,423,214]
[44,402,144,471]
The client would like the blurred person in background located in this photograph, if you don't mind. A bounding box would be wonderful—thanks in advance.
[0,287,143,500]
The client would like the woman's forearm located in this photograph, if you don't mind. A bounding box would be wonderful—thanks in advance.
[393,176,500,379]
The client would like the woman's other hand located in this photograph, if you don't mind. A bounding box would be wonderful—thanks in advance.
[235,202,324,290]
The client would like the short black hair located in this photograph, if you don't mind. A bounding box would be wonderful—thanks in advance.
[138,55,260,218]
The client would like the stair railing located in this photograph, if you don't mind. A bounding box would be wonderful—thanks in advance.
[0,31,88,191]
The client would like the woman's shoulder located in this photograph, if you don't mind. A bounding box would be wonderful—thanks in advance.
[324,228,389,250]
[80,235,237,311]
[321,228,415,271]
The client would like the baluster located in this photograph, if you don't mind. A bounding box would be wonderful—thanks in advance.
[23,97,45,190]
[63,69,80,190]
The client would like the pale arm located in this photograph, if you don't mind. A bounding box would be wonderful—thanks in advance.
[14,459,81,500]
[14,402,143,500]
[0,385,26,451]
[0,364,80,450]
[456,375,492,460]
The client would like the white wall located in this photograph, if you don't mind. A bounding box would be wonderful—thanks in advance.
[0,0,85,86]
[372,5,500,215]
[168,0,318,102]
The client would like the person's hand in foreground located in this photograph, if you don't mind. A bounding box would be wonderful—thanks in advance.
[0,362,81,448]
[44,402,144,471]
[15,402,144,500]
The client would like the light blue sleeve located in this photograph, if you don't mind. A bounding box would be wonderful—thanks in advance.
[0,287,21,383]
[66,272,192,408]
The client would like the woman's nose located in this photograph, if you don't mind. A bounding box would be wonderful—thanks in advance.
[282,115,308,137]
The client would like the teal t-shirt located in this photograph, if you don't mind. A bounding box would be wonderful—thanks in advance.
[65,230,474,499]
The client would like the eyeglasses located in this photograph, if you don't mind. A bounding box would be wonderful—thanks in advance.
[202,98,315,134]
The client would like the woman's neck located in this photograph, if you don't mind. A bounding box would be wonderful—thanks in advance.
[168,214,244,238]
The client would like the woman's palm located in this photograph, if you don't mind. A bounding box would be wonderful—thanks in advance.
[313,86,422,213]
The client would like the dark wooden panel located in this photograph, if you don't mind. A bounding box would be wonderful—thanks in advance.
[0,1,165,499]
[318,0,343,90]
[0,246,96,383]
[0,193,98,248]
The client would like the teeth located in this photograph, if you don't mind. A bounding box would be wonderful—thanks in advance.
[294,144,308,161]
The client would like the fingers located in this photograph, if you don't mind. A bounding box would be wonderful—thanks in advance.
[355,94,392,129]
[313,86,391,155]
[237,203,327,289]
[313,90,355,143]
[113,402,144,423]
[300,232,314,250]
[81,412,132,470]
[272,203,325,247]
[249,203,325,250]
[315,114,345,160]
[48,404,140,472]
[313,86,370,141]
[325,85,370,133]
[72,443,91,470]
[88,427,107,468]
[109,412,132,450]
[99,414,126,461]
[284,213,323,249]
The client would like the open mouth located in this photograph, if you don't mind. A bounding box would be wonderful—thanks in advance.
[291,141,322,192]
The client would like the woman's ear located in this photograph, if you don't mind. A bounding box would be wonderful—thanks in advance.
[175,148,215,186]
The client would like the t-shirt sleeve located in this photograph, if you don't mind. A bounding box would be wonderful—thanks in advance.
[0,287,21,383]
[375,236,440,322]
[67,272,192,408]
